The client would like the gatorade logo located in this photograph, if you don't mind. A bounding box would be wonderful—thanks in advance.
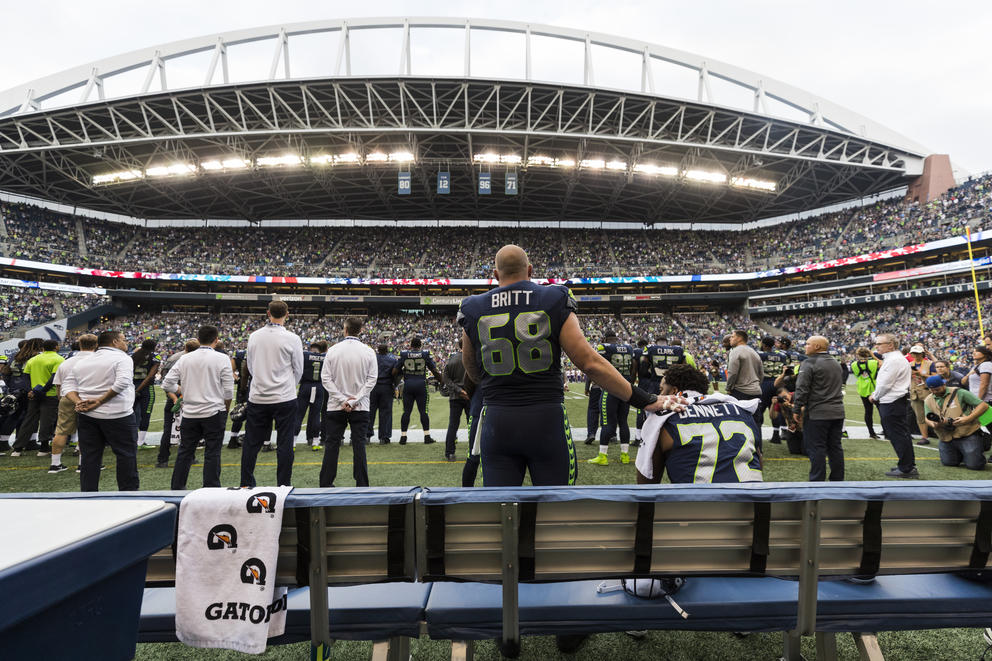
[206,524,238,550]
[240,558,267,586]
[246,492,277,514]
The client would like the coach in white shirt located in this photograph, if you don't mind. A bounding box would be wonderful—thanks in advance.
[47,333,98,473]
[162,325,235,489]
[241,300,304,487]
[320,316,377,487]
[869,333,918,478]
[61,330,139,492]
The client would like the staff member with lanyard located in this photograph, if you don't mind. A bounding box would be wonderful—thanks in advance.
[851,347,881,439]
[869,333,918,478]
[162,325,234,489]
[241,300,304,488]
[320,317,377,488]
[61,330,140,492]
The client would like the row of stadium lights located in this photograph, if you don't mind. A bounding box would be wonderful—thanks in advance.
[92,151,776,192]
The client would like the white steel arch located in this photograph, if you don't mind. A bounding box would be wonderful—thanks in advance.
[0,17,929,157]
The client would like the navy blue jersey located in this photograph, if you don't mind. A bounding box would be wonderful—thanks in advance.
[636,348,653,380]
[233,349,246,371]
[397,350,437,386]
[644,344,686,380]
[788,350,807,365]
[301,350,325,384]
[662,401,763,484]
[7,360,30,391]
[457,280,576,405]
[597,342,636,384]
[376,353,400,387]
[132,352,161,382]
[758,350,789,380]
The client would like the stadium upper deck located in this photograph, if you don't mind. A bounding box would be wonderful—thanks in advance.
[0,18,928,224]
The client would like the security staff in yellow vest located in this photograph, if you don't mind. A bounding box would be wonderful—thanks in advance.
[907,344,936,445]
[923,375,989,471]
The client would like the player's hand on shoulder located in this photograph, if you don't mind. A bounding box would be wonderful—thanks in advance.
[645,394,689,414]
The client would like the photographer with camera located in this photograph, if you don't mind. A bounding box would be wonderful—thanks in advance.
[851,347,881,439]
[923,375,988,471]
[772,386,805,455]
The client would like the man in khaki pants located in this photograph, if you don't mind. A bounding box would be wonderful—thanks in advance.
[47,334,98,474]
[907,344,936,445]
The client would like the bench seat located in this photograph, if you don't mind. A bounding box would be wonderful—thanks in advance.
[425,577,800,639]
[815,574,992,632]
[139,583,432,643]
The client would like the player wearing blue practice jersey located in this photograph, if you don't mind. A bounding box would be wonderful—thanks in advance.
[130,339,161,447]
[368,342,400,444]
[635,336,687,446]
[633,339,651,446]
[458,244,679,489]
[391,337,443,445]
[637,363,763,485]
[588,331,637,466]
[758,336,790,444]
[296,341,328,450]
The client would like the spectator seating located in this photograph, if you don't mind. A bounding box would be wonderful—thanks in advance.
[3,172,990,278]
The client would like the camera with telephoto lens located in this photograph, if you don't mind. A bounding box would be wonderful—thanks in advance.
[925,412,955,431]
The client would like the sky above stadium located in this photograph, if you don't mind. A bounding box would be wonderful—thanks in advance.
[2,0,989,175]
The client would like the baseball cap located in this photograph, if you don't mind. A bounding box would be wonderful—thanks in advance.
[925,375,945,388]
[910,344,925,353]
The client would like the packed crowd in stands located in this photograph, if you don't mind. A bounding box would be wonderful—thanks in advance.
[46,289,989,389]
[3,174,989,278]
[0,287,107,335]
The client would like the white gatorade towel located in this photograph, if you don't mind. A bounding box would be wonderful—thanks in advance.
[636,391,759,481]
[175,486,293,653]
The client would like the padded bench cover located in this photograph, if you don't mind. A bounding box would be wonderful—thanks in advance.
[815,573,992,632]
[425,577,798,639]
[420,481,992,505]
[139,582,432,643]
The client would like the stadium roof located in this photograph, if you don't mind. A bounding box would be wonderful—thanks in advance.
[0,17,929,224]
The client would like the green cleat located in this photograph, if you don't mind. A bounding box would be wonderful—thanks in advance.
[587,453,609,466]
[620,452,630,464]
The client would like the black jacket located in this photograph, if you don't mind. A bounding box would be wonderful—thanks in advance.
[793,352,845,420]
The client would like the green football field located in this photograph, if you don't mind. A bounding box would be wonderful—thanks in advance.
[2,384,990,659]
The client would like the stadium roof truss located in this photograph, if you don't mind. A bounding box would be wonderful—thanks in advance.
[0,18,928,224]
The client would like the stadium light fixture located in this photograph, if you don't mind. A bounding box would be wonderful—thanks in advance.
[634,163,679,177]
[685,169,727,184]
[388,151,415,162]
[144,163,196,177]
[606,160,627,171]
[366,152,388,163]
[92,169,143,185]
[730,176,777,192]
[221,158,249,170]
[580,159,606,170]
[473,153,522,165]
[257,154,302,167]
[200,160,223,171]
[335,153,359,164]
[310,154,334,165]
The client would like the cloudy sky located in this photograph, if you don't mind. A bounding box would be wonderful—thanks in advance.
[2,0,989,173]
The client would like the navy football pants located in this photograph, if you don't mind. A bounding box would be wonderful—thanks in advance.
[479,402,577,487]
